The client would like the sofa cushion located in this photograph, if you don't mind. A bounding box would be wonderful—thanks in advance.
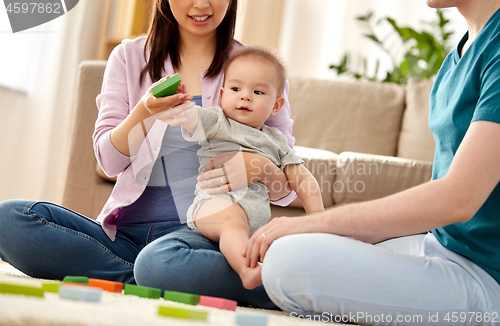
[288,77,406,157]
[288,146,338,209]
[397,77,436,161]
[97,146,338,208]
[333,151,433,204]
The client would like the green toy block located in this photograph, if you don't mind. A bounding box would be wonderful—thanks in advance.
[123,284,161,299]
[0,283,44,298]
[41,281,60,293]
[163,290,200,305]
[63,276,89,285]
[158,306,208,321]
[152,73,181,98]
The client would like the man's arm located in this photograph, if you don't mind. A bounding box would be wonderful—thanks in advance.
[243,121,500,267]
[313,120,500,244]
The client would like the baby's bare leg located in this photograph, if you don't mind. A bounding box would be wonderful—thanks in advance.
[195,198,263,289]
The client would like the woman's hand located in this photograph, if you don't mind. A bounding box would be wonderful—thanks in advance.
[197,152,262,194]
[143,77,194,126]
[110,77,193,157]
[197,152,282,195]
[243,215,314,268]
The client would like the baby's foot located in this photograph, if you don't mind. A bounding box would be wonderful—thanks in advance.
[240,264,263,290]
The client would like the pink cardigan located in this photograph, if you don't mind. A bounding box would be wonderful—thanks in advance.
[93,37,296,240]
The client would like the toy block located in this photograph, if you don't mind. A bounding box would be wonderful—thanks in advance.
[61,282,87,288]
[62,276,89,285]
[88,279,123,293]
[0,283,44,298]
[163,290,200,305]
[123,284,161,299]
[152,73,181,98]
[199,295,237,311]
[236,313,268,326]
[41,281,60,293]
[59,284,101,302]
[158,306,208,321]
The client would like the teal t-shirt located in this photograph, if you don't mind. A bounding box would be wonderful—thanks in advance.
[429,8,500,283]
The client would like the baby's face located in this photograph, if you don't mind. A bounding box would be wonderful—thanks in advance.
[220,57,282,129]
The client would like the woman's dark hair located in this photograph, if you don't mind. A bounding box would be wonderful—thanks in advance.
[140,0,238,86]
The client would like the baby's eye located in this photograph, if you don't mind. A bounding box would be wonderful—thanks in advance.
[231,87,240,92]
[254,90,264,95]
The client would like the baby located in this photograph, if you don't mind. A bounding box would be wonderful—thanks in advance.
[178,47,324,289]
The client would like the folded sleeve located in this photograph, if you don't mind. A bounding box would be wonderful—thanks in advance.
[182,106,224,142]
[472,52,500,124]
[93,42,134,177]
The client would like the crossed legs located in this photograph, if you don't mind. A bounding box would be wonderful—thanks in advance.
[194,198,262,289]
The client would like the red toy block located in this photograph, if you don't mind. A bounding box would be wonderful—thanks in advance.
[88,279,123,293]
[199,295,237,311]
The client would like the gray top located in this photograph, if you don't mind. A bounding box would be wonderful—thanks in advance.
[182,106,303,174]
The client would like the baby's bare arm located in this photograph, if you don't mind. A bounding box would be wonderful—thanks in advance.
[284,164,324,214]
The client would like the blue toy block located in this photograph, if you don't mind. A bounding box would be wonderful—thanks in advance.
[236,313,268,326]
[59,284,102,302]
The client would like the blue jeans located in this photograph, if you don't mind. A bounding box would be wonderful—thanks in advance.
[0,200,276,309]
[262,233,500,325]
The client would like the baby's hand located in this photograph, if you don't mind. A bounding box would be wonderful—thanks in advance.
[154,101,195,126]
[143,77,192,116]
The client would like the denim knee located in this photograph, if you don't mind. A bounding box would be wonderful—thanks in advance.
[0,200,32,260]
[0,199,30,214]
[0,199,32,229]
[133,244,155,286]
[134,238,178,288]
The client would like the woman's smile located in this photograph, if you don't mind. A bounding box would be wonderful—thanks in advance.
[189,14,212,26]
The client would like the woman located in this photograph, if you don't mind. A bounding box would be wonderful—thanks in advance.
[0,0,294,309]
[246,0,500,323]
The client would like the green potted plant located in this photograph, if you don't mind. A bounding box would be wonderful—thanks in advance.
[330,9,454,84]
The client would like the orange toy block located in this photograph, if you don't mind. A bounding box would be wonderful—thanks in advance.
[199,295,237,311]
[88,279,124,293]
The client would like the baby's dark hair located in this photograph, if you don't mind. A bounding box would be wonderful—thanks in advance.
[223,47,286,96]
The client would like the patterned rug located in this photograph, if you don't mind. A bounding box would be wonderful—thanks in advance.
[0,261,324,326]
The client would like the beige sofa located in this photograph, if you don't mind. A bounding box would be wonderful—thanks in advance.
[62,61,435,219]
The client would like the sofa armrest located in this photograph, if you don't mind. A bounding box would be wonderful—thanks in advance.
[333,151,433,204]
[62,60,113,219]
[287,146,338,209]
